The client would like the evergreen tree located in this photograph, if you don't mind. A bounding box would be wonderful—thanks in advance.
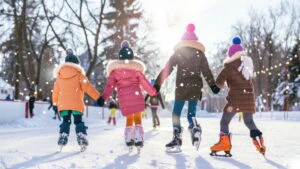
[288,39,300,82]
[103,0,142,59]
[288,39,300,105]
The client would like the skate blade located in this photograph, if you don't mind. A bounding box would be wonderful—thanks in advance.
[210,151,232,157]
[58,145,64,152]
[166,146,182,153]
[260,150,266,158]
[136,146,142,154]
[128,146,134,153]
[193,132,201,151]
[194,141,200,151]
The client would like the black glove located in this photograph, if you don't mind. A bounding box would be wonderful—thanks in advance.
[53,105,58,112]
[97,96,105,107]
[154,84,161,92]
[210,85,220,94]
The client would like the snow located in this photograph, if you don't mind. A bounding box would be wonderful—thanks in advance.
[0,110,300,169]
[0,77,13,89]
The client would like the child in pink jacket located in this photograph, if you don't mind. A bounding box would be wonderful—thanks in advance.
[98,40,158,152]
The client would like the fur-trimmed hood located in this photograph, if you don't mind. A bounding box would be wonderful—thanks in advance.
[174,40,205,53]
[223,51,247,65]
[54,63,85,79]
[106,59,146,76]
[223,51,254,80]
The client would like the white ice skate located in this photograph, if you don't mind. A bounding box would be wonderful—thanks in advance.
[124,126,135,153]
[57,133,68,152]
[190,117,202,151]
[165,127,183,153]
[77,132,88,152]
[134,125,144,155]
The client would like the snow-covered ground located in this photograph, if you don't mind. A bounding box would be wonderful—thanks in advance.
[0,110,299,169]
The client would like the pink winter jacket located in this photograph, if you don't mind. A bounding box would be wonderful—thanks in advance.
[102,60,158,116]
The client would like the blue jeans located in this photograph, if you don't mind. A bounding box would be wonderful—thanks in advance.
[172,100,198,128]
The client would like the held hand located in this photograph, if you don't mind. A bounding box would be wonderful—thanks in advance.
[97,96,105,107]
[154,84,160,92]
[210,85,220,94]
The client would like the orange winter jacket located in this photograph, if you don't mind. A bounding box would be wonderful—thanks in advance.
[52,63,100,113]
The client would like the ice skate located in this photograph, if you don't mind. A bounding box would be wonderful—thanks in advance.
[189,117,202,151]
[77,132,88,152]
[253,136,266,156]
[134,125,144,154]
[210,133,232,157]
[165,127,183,153]
[124,126,135,153]
[251,130,266,156]
[57,132,68,152]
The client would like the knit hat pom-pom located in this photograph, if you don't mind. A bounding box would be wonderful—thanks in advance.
[186,23,195,32]
[121,40,130,48]
[232,37,241,44]
[66,48,73,54]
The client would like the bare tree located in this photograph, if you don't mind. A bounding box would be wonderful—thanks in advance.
[228,1,299,110]
[0,0,57,99]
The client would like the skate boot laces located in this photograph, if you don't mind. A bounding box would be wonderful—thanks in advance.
[124,127,134,145]
[134,125,144,143]
[77,132,88,145]
[253,136,266,153]
[58,132,68,145]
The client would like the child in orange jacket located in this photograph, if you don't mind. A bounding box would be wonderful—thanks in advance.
[52,49,101,151]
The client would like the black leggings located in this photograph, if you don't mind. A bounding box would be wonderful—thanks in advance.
[62,111,83,125]
[151,108,160,126]
[60,110,86,135]
[220,112,258,133]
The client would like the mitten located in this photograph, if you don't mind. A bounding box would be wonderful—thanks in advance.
[154,84,160,92]
[97,96,105,106]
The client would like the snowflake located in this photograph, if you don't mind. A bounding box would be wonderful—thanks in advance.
[180,83,184,87]
[135,91,139,95]
[83,79,87,83]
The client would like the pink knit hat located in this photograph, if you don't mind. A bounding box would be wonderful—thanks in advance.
[228,37,243,57]
[181,24,198,41]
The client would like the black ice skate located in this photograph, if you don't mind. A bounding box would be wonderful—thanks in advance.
[58,132,68,152]
[77,132,89,152]
[165,127,183,153]
[189,117,202,151]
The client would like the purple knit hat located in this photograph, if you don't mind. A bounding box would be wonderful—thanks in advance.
[228,37,243,57]
[181,23,198,41]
